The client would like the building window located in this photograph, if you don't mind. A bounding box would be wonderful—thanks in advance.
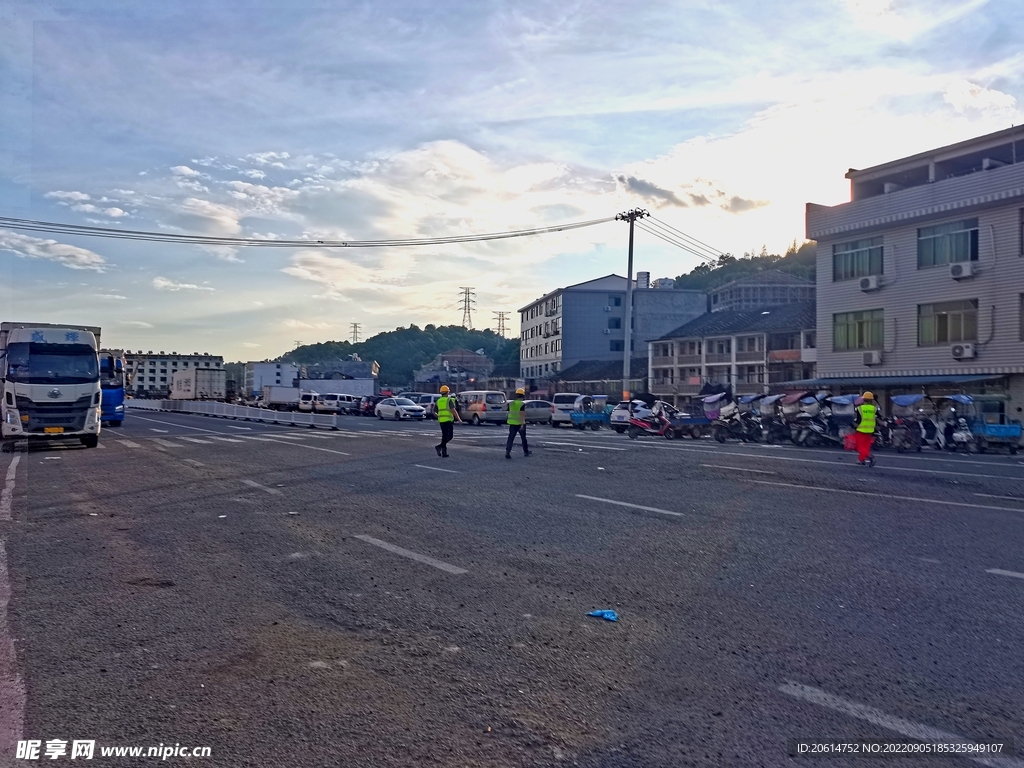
[610,340,624,352]
[544,343,549,354]
[608,317,621,329]
[917,218,979,268]
[159,377,166,383]
[1020,294,1024,340]
[833,236,883,281]
[183,361,189,367]
[609,295,622,307]
[918,299,978,345]
[833,309,884,350]
[804,331,817,349]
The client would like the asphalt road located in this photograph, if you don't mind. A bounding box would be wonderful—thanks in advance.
[2,409,1024,767]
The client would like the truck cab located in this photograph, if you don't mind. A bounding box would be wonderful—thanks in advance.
[1,323,102,449]
[99,352,126,426]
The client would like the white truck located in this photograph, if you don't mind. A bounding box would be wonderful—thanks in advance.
[169,368,227,400]
[261,385,300,411]
[1,322,102,450]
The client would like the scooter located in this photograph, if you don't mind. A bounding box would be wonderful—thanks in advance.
[627,402,676,440]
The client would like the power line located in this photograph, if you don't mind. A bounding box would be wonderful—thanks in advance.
[349,323,361,344]
[0,215,616,249]
[635,221,717,263]
[492,311,510,337]
[647,216,725,260]
[459,287,476,329]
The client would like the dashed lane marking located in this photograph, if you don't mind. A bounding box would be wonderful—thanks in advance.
[779,681,1024,768]
[354,535,467,575]
[149,428,169,433]
[540,441,626,451]
[260,439,350,457]
[227,425,252,430]
[739,478,1024,514]
[985,568,1024,580]
[413,464,459,473]
[700,463,775,474]
[208,436,245,443]
[97,443,106,449]
[183,459,205,467]
[574,494,685,518]
[269,434,304,440]
[178,437,214,445]
[241,479,283,495]
[975,493,1024,502]
[0,454,26,757]
[119,440,141,448]
[152,438,183,448]
[0,454,21,522]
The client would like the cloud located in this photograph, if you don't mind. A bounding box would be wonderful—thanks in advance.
[944,79,1017,114]
[241,342,260,348]
[123,320,154,328]
[70,203,128,217]
[241,169,266,179]
[0,230,106,271]
[283,318,331,330]
[724,195,768,214]
[152,276,215,292]
[246,151,291,168]
[45,190,90,202]
[96,293,127,299]
[170,165,201,177]
[616,175,686,207]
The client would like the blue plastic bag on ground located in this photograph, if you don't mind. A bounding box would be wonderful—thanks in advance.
[587,609,618,622]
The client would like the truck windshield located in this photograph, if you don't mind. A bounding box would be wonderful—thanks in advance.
[6,343,99,385]
[99,357,124,389]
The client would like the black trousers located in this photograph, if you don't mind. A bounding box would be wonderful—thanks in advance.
[437,421,454,455]
[505,424,528,454]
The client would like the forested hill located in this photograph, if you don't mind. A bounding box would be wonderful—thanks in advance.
[674,240,817,291]
[280,325,520,386]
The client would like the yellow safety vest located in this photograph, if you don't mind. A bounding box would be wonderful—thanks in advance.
[437,395,455,423]
[507,399,525,426]
[856,403,877,434]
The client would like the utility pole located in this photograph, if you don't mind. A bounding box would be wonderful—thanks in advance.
[492,311,510,337]
[459,287,477,329]
[349,323,361,344]
[293,340,302,349]
[615,208,649,402]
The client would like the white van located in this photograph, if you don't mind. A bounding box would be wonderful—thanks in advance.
[550,392,583,426]
[298,392,316,413]
[314,393,346,414]
[457,391,508,425]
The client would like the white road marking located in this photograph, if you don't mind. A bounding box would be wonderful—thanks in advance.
[227,425,252,430]
[541,441,626,451]
[0,456,26,755]
[779,681,1024,768]
[975,493,1024,502]
[152,438,183,448]
[574,494,685,518]
[354,535,467,575]
[740,478,1024,514]
[97,443,106,449]
[413,464,459,473]
[178,437,213,445]
[183,459,205,467]
[986,568,1024,580]
[241,479,283,495]
[269,434,304,440]
[208,436,244,443]
[700,463,775,474]
[919,558,941,564]
[150,428,169,433]
[0,455,21,522]
[119,440,142,448]
[241,436,274,442]
[131,414,247,436]
[303,434,332,439]
[261,439,350,457]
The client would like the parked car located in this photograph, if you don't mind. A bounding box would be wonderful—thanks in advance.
[549,392,583,427]
[314,393,346,414]
[358,395,385,416]
[337,394,362,414]
[376,397,427,420]
[610,400,652,433]
[415,393,442,419]
[298,392,316,413]
[523,399,553,423]
[458,390,508,425]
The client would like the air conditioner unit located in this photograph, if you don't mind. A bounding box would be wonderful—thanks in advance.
[950,262,975,280]
[859,275,880,292]
[603,329,611,335]
[951,342,976,360]
[603,306,611,312]
[863,351,882,366]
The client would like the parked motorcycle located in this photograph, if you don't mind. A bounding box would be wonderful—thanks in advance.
[627,401,677,440]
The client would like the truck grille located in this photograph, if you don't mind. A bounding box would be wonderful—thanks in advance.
[16,395,92,433]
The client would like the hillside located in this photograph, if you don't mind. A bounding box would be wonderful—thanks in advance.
[674,240,816,291]
[281,325,520,386]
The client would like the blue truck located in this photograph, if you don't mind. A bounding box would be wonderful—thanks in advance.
[99,351,126,426]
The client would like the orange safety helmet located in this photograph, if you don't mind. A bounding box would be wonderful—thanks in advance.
[515,388,525,396]
[862,391,874,400]
[440,385,450,394]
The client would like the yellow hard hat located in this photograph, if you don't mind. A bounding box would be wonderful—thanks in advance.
[515,388,525,396]
[862,391,874,400]
[440,385,450,394]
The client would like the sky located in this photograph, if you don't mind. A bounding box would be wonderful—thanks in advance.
[1,0,1022,360]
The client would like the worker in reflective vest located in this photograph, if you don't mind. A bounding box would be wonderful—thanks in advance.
[505,388,531,459]
[434,385,462,458]
[854,391,877,467]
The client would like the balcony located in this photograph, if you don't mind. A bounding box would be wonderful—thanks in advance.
[705,353,732,364]
[735,350,764,363]
[677,354,701,365]
[768,349,801,363]
[651,356,675,367]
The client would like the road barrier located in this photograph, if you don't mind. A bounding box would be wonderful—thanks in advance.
[126,399,341,429]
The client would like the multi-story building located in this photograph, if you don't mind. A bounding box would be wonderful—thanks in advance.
[519,274,706,385]
[649,302,817,404]
[709,272,815,312]
[244,362,299,396]
[125,350,224,395]
[806,125,1024,411]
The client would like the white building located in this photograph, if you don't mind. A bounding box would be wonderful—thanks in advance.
[244,362,299,396]
[125,350,224,395]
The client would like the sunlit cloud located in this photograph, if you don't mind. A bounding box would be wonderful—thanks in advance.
[0,230,107,271]
[152,276,215,292]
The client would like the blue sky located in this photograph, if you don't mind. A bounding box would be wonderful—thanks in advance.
[1,0,1022,359]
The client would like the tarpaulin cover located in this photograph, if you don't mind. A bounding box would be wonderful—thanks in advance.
[891,394,926,407]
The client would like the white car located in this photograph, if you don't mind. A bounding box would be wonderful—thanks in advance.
[375,397,426,420]
[610,400,651,433]
[314,393,345,414]
[549,392,582,427]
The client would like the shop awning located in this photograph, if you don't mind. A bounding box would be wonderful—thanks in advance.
[777,374,1004,390]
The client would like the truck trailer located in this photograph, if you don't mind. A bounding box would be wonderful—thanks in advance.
[261,385,300,411]
[169,368,227,400]
[1,322,102,449]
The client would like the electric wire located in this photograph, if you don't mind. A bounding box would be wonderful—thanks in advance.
[642,219,721,261]
[0,215,616,249]
[634,221,718,263]
[647,215,725,260]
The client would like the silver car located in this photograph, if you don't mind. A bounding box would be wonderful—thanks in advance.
[522,399,553,424]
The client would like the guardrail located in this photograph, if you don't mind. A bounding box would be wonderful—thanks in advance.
[126,399,341,429]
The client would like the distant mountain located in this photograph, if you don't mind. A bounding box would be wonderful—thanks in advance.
[280,325,520,386]
[674,240,816,291]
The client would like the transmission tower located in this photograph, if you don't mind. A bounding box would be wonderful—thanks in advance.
[459,287,477,329]
[492,311,510,337]
[350,323,361,344]
[293,340,302,349]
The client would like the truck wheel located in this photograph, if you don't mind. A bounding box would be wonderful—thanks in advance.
[80,435,99,449]
[690,427,702,440]
[110,420,122,427]
[589,422,601,431]
[550,421,559,428]
[614,426,626,434]
[576,423,586,430]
